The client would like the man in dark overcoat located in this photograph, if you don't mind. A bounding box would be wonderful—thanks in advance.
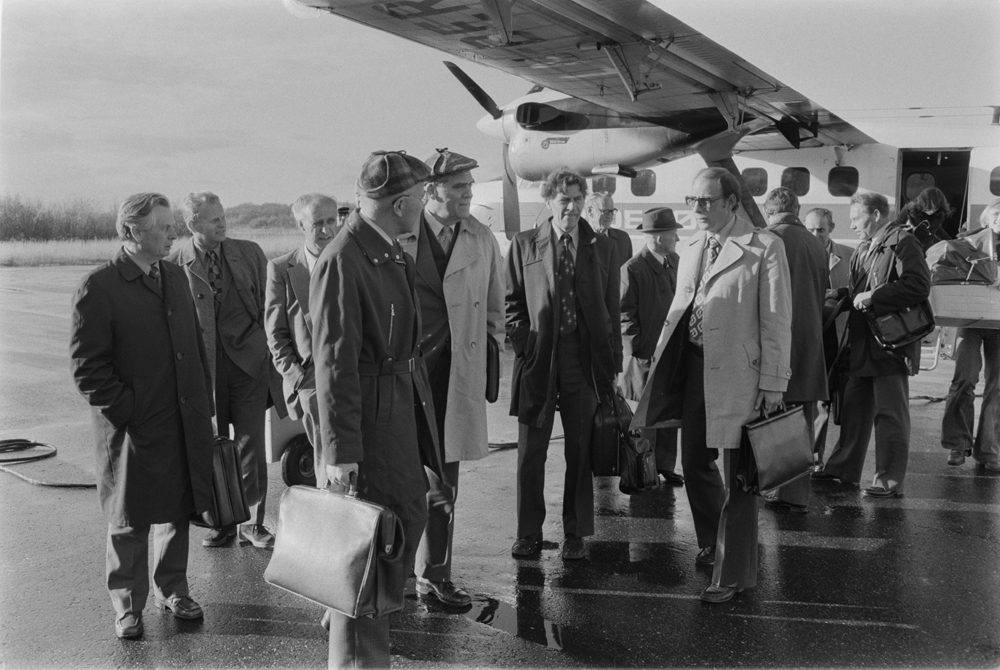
[506,169,622,561]
[311,151,447,669]
[761,188,830,513]
[620,207,684,486]
[814,192,930,497]
[70,193,216,639]
[586,191,633,263]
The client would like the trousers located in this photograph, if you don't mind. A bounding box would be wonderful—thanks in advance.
[941,327,1000,464]
[414,461,459,581]
[106,518,190,615]
[643,427,679,474]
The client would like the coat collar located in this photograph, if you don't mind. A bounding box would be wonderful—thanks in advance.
[347,213,405,268]
[705,217,755,282]
[415,214,445,296]
[286,247,311,314]
[113,247,163,298]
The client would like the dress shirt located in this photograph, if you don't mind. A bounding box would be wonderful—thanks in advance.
[122,246,155,276]
[304,245,320,274]
[697,216,736,277]
[424,209,461,243]
[551,221,580,263]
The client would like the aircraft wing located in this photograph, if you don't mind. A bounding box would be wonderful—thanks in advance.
[294,0,876,149]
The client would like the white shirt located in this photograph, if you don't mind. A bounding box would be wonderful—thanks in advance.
[551,221,580,263]
[304,245,320,274]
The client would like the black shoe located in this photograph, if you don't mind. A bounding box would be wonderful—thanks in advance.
[416,578,472,606]
[811,469,840,482]
[561,536,589,560]
[659,470,685,487]
[695,546,716,566]
[202,525,236,547]
[948,449,970,466]
[763,493,808,514]
[114,612,143,639]
[863,486,901,498]
[699,585,743,604]
[511,533,542,558]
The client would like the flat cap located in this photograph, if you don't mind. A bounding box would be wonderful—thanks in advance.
[357,150,432,199]
[639,207,682,232]
[425,148,479,179]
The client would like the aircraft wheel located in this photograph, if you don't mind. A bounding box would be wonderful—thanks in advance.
[280,433,316,487]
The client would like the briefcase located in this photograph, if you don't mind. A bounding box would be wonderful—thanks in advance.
[618,431,658,494]
[735,405,813,496]
[190,436,251,530]
[264,485,407,619]
[591,386,631,477]
[486,334,500,403]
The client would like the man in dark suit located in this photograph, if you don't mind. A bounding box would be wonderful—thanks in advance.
[586,192,633,262]
[506,169,622,561]
[761,188,829,513]
[312,151,447,668]
[70,193,216,639]
[620,207,684,486]
[169,192,284,549]
[265,193,339,488]
[814,192,931,497]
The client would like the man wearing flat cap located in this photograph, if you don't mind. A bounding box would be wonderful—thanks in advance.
[620,208,684,486]
[398,149,504,607]
[311,150,448,668]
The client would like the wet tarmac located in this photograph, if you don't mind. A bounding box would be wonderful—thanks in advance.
[2,266,1000,669]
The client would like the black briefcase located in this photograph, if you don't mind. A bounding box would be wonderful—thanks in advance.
[191,436,251,529]
[735,405,813,496]
[591,386,631,477]
[486,334,500,403]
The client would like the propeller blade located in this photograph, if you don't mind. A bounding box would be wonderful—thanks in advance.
[502,143,520,239]
[444,61,503,120]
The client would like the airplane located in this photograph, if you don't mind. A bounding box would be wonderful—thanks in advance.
[283,0,1000,246]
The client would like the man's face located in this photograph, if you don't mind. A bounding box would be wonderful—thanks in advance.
[426,171,475,223]
[299,201,339,255]
[804,212,832,245]
[648,229,679,255]
[984,205,1000,234]
[189,201,227,248]
[688,175,732,234]
[588,196,616,230]
[849,203,880,240]
[546,184,585,233]
[132,205,177,261]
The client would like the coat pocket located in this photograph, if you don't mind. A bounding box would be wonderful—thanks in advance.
[742,339,762,371]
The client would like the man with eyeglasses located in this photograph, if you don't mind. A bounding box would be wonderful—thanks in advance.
[586,192,633,262]
[265,194,339,488]
[633,167,792,604]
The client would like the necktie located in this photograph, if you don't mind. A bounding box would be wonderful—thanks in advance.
[148,263,160,285]
[558,233,577,336]
[206,250,223,310]
[689,237,720,347]
[438,225,454,254]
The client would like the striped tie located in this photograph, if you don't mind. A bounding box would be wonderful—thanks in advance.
[689,237,720,347]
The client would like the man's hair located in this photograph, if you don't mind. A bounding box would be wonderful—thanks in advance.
[850,191,890,218]
[584,192,612,211]
[805,207,834,230]
[762,187,800,216]
[291,193,338,226]
[694,167,741,210]
[540,168,588,201]
[980,196,1000,227]
[116,192,170,241]
[911,186,953,218]
[181,191,221,225]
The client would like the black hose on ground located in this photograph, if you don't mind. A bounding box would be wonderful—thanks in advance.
[0,438,58,464]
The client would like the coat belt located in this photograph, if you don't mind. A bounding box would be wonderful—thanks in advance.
[357,356,420,376]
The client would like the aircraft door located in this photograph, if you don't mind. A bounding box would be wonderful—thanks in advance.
[897,149,971,237]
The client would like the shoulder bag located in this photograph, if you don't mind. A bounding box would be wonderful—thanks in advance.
[863,240,935,350]
[735,404,813,496]
[190,436,251,530]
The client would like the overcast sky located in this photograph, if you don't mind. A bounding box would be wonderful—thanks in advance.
[1,0,997,208]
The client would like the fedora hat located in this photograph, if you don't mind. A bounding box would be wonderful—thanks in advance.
[639,207,681,232]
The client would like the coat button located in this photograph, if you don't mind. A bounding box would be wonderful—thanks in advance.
[664,320,669,327]
[197,294,204,299]
[176,352,184,360]
[474,301,480,308]
[180,397,186,404]
[471,341,477,349]
[752,359,758,365]
[167,309,174,316]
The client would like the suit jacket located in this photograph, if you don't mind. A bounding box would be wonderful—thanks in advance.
[603,227,633,265]
[619,247,678,401]
[311,214,444,505]
[827,239,855,341]
[767,213,829,402]
[632,217,792,450]
[70,250,215,526]
[265,247,313,420]
[169,236,286,418]
[402,212,505,462]
[505,218,623,427]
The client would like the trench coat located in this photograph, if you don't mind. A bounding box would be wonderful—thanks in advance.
[70,249,215,527]
[631,217,793,449]
[505,218,623,428]
[265,247,313,420]
[401,213,505,462]
[311,214,445,505]
[619,247,678,401]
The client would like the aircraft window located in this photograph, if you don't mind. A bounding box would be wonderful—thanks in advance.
[991,167,1000,196]
[906,172,935,199]
[631,170,656,197]
[741,168,768,196]
[592,176,617,196]
[828,167,859,197]
[781,167,810,196]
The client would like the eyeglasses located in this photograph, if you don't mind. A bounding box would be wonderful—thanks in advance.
[685,195,726,209]
[598,209,618,216]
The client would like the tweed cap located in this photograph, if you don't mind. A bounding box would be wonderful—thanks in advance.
[356,150,432,199]
[639,207,682,232]
[425,148,479,180]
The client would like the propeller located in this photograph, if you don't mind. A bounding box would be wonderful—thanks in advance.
[444,61,503,120]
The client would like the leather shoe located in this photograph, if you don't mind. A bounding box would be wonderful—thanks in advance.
[863,486,900,498]
[416,578,472,606]
[695,546,716,566]
[659,470,685,487]
[948,449,970,466]
[202,525,236,547]
[763,493,808,514]
[511,533,542,558]
[114,612,143,639]
[699,585,743,604]
[981,461,1000,472]
[238,524,275,548]
[561,536,589,560]
[811,469,840,482]
[156,595,204,620]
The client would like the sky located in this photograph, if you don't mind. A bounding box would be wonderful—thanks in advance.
[1,0,997,208]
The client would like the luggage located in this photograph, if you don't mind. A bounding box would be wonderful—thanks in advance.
[735,405,813,496]
[190,436,251,530]
[617,430,658,494]
[264,484,407,619]
[590,386,631,477]
[486,334,500,403]
[865,301,935,350]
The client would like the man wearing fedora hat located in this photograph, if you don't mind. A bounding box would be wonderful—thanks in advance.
[620,207,685,486]
[311,150,448,668]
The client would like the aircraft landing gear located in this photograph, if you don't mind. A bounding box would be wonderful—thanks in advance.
[280,433,316,487]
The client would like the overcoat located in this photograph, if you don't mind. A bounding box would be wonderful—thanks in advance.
[767,213,830,403]
[632,217,793,449]
[265,247,313,420]
[310,214,445,506]
[827,239,855,340]
[505,218,622,428]
[604,227,634,266]
[619,247,678,401]
[402,213,505,462]
[70,249,215,526]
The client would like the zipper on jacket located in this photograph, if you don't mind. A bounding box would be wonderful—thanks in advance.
[388,303,395,346]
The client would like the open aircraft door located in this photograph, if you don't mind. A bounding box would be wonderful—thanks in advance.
[897,149,971,235]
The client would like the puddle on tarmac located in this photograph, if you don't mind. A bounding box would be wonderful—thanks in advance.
[412,593,564,650]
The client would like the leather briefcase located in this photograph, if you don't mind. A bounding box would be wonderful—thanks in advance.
[264,485,406,619]
[591,385,631,477]
[486,334,500,403]
[735,405,813,495]
[190,436,251,530]
[618,431,658,494]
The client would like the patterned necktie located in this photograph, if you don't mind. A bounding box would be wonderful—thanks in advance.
[558,233,577,336]
[438,225,454,254]
[148,263,160,285]
[206,250,223,310]
[689,237,720,346]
